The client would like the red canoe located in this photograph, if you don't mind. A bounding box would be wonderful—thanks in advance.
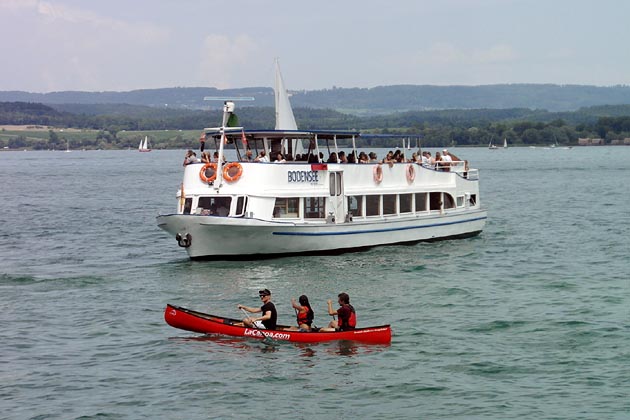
[164,304,392,344]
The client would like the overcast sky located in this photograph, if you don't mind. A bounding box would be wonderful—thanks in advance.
[1,0,629,92]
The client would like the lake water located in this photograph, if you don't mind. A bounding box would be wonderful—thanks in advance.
[1,146,628,419]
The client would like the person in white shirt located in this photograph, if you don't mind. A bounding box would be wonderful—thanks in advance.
[254,150,269,162]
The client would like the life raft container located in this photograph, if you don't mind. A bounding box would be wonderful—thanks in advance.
[199,163,217,183]
[373,164,383,184]
[406,164,416,183]
[223,162,243,182]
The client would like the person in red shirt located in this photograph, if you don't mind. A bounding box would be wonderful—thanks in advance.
[326,292,356,331]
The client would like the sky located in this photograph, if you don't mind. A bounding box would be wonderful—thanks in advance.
[1,0,629,92]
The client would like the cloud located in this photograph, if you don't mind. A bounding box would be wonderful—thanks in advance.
[35,1,168,44]
[472,44,517,63]
[198,34,259,88]
[0,0,38,11]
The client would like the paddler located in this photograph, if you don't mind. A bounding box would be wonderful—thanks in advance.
[237,289,277,330]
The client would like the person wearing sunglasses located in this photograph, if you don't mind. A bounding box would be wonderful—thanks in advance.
[237,289,277,330]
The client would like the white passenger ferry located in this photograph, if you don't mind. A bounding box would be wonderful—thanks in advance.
[156,63,487,259]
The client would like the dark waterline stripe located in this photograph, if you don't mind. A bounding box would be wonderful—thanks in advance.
[272,216,487,236]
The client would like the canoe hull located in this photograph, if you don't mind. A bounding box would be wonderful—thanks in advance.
[164,304,391,344]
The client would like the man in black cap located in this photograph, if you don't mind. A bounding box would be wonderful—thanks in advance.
[237,289,277,330]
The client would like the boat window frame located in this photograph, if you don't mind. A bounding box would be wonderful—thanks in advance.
[415,192,428,213]
[399,193,413,214]
[273,197,300,219]
[443,193,456,210]
[365,195,380,217]
[347,195,364,218]
[234,196,248,217]
[304,197,326,219]
[382,194,397,216]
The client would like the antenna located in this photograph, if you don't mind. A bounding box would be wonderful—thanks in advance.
[203,96,255,102]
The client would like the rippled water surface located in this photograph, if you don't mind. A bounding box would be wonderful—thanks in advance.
[1,147,629,419]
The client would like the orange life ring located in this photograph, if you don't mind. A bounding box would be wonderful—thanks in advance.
[199,163,217,183]
[223,162,243,182]
[406,164,416,183]
[373,164,383,183]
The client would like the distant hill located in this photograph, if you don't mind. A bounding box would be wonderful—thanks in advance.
[2,84,630,114]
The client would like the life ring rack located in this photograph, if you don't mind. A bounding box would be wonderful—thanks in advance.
[223,162,243,182]
[199,163,217,183]
[373,164,383,184]
[406,164,416,183]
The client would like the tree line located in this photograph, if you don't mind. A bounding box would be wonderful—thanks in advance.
[2,101,630,150]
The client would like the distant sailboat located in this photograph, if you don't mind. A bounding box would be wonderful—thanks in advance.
[503,138,508,149]
[489,140,498,150]
[65,140,71,153]
[139,136,152,152]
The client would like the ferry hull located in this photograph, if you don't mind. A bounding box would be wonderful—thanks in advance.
[157,209,487,259]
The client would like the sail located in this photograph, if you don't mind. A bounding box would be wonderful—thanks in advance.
[274,59,304,157]
[138,138,143,150]
[274,59,297,130]
[503,138,507,148]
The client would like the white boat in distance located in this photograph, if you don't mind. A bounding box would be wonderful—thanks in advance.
[156,62,487,259]
[139,136,151,152]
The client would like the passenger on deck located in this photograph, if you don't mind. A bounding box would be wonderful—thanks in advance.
[382,151,395,167]
[358,152,369,163]
[237,289,277,330]
[290,295,315,331]
[183,150,198,166]
[339,151,348,163]
[244,149,253,162]
[421,151,431,168]
[254,150,269,162]
[348,151,357,164]
[368,152,378,163]
[327,152,338,163]
[274,152,286,163]
[201,151,212,163]
[440,149,452,171]
[435,152,443,170]
[323,292,356,331]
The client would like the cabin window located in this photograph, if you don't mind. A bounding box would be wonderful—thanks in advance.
[383,194,397,215]
[399,194,412,214]
[443,193,455,209]
[469,194,477,206]
[198,196,232,216]
[456,196,465,208]
[305,197,325,219]
[348,196,363,217]
[273,197,300,218]
[235,196,247,216]
[415,193,427,212]
[366,195,380,216]
[183,198,192,215]
[429,192,442,211]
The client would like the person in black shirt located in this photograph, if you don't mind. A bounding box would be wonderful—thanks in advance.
[237,289,277,330]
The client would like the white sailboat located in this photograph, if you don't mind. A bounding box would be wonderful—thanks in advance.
[139,136,151,152]
[489,140,498,150]
[503,138,508,149]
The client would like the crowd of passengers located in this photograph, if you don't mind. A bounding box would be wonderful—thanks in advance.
[184,148,466,171]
